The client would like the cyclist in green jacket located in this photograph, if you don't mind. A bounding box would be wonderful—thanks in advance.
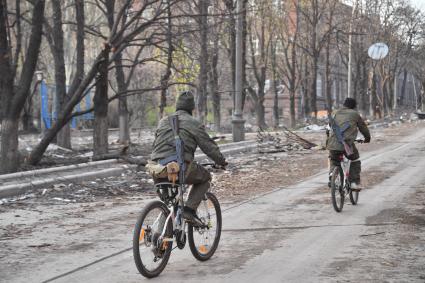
[327,98,371,190]
[150,91,227,225]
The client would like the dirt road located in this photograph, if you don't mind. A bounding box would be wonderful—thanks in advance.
[1,122,425,282]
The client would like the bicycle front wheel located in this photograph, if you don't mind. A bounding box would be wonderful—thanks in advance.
[188,192,222,261]
[331,166,345,212]
[133,200,173,278]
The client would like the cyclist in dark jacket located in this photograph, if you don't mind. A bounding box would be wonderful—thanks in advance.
[151,91,227,225]
[327,98,371,190]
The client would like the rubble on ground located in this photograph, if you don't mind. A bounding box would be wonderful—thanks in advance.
[257,128,317,154]
[0,169,155,207]
[303,124,326,131]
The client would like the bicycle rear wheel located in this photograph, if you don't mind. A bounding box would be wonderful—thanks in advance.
[349,189,359,205]
[188,192,222,261]
[331,166,344,212]
[133,200,173,278]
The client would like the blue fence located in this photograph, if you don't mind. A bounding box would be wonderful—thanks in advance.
[40,81,94,129]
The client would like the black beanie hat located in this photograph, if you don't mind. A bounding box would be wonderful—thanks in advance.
[343,97,357,109]
[176,91,195,112]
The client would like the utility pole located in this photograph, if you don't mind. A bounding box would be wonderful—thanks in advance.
[347,0,358,98]
[232,0,245,142]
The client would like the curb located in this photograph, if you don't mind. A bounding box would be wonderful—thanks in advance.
[0,140,257,199]
[0,166,135,199]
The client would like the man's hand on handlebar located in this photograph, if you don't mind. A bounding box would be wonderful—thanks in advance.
[356,137,370,144]
[201,162,227,170]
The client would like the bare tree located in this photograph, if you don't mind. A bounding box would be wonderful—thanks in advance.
[28,0,181,166]
[0,0,46,173]
[246,0,274,129]
[275,1,302,128]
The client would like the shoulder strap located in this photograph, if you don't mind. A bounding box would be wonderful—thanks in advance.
[169,114,179,137]
[168,115,186,184]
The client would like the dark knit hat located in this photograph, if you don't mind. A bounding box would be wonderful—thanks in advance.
[343,97,357,109]
[176,91,195,112]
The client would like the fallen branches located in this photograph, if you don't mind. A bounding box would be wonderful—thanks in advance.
[257,128,317,154]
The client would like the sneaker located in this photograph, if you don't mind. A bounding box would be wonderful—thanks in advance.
[350,182,362,192]
[328,173,332,188]
[182,207,204,227]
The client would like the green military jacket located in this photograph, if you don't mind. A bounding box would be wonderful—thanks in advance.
[151,110,226,166]
[327,107,371,151]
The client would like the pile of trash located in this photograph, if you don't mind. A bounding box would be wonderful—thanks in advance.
[257,127,317,154]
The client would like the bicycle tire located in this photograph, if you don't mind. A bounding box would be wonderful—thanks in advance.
[349,189,359,205]
[188,192,222,261]
[133,200,173,278]
[331,166,344,212]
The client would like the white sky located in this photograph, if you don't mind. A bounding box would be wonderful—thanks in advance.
[411,0,425,11]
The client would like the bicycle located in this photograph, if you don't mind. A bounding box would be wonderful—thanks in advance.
[330,139,363,212]
[132,162,222,278]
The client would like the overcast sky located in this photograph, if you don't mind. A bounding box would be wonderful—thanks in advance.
[411,0,425,10]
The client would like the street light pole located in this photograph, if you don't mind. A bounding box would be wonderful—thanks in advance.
[232,0,245,142]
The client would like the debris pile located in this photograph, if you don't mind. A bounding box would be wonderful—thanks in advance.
[0,169,155,206]
[257,127,317,154]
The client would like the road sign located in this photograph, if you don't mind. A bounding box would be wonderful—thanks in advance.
[368,42,389,60]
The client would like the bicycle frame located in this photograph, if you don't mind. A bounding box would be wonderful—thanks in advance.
[338,154,351,190]
[157,182,188,244]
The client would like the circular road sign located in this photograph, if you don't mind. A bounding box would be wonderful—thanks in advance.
[368,42,389,60]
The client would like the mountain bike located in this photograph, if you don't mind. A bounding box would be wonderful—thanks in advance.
[132,163,222,278]
[330,140,363,212]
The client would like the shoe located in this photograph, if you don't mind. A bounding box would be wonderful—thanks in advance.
[350,182,362,192]
[328,173,332,188]
[182,207,204,227]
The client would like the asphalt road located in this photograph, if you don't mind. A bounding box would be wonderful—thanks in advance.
[4,126,425,283]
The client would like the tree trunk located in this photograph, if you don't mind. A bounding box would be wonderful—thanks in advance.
[93,50,109,157]
[400,69,408,106]
[310,56,318,119]
[359,62,368,116]
[271,42,279,129]
[159,1,173,119]
[68,0,85,94]
[302,58,311,118]
[224,0,236,101]
[272,81,279,129]
[52,0,71,149]
[0,119,20,173]
[382,80,389,116]
[289,90,296,128]
[115,53,130,144]
[256,96,266,130]
[324,40,332,112]
[241,0,248,109]
[421,81,425,112]
[370,73,378,118]
[104,0,129,144]
[197,0,209,123]
[210,40,221,131]
[0,0,45,173]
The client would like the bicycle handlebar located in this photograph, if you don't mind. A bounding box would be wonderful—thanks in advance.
[200,162,226,170]
[211,136,226,141]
